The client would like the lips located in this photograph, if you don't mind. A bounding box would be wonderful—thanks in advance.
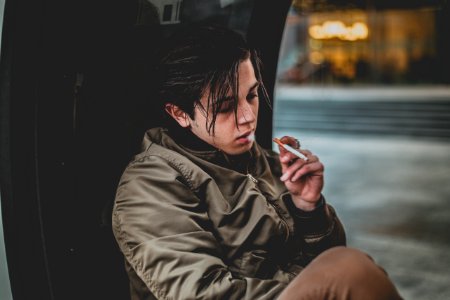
[236,131,255,144]
[236,130,253,139]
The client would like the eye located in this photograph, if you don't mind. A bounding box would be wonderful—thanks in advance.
[247,93,259,101]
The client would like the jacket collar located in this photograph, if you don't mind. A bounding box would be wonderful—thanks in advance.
[143,127,261,174]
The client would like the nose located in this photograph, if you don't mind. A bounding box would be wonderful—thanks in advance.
[237,101,256,125]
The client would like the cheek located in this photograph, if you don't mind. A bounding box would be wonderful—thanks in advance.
[211,115,235,137]
[225,116,239,137]
[252,101,259,117]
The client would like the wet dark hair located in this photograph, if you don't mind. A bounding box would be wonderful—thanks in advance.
[156,23,270,134]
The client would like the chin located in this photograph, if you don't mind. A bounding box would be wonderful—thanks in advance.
[227,142,254,155]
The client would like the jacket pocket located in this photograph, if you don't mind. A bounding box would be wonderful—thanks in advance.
[239,250,276,279]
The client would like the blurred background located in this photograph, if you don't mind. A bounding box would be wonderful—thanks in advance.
[274,0,450,299]
[1,0,449,299]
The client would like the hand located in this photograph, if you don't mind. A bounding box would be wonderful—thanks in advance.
[277,136,324,211]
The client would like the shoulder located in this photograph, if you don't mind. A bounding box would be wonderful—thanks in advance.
[120,141,208,192]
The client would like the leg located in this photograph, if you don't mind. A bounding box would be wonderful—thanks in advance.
[278,247,403,300]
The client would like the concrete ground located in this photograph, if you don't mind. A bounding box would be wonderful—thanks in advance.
[273,129,450,300]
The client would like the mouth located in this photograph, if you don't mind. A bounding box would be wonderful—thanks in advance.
[236,130,255,144]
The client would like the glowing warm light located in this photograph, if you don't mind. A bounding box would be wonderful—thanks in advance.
[352,22,369,39]
[309,21,369,41]
[309,51,324,64]
[309,38,323,50]
[324,21,346,37]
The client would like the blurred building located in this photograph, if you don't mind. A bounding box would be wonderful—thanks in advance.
[275,0,450,139]
[278,1,449,85]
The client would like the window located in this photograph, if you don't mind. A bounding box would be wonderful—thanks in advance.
[279,2,450,85]
[162,4,173,22]
[275,0,450,138]
[274,2,450,299]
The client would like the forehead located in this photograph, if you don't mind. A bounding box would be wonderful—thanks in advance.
[198,58,258,104]
[238,58,257,84]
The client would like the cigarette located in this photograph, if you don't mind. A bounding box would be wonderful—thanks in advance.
[273,138,309,161]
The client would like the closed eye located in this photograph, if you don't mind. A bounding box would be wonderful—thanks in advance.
[247,82,260,101]
[247,93,258,101]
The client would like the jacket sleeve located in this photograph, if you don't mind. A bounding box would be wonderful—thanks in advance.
[282,193,346,264]
[263,148,346,264]
[112,155,288,300]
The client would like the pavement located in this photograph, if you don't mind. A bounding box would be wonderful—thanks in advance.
[272,129,450,300]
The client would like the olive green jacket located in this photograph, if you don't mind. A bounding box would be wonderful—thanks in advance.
[112,127,346,300]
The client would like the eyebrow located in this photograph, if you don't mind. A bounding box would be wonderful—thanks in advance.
[249,81,260,92]
[214,81,261,103]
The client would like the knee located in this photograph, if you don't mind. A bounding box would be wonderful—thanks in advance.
[284,247,403,300]
[316,246,380,275]
[314,247,402,299]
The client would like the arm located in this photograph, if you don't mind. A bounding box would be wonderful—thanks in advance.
[266,139,346,264]
[282,193,346,264]
[113,155,287,300]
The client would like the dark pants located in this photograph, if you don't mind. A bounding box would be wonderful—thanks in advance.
[278,247,403,300]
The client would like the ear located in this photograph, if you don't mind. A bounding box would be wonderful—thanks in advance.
[165,103,191,128]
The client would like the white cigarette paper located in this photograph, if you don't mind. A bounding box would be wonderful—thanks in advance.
[273,138,309,161]
[280,144,309,161]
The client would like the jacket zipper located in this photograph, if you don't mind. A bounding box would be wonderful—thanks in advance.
[246,173,258,183]
[247,173,290,242]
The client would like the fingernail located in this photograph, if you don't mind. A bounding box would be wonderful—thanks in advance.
[281,156,291,162]
[280,174,287,181]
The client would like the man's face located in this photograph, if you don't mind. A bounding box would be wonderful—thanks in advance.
[190,58,260,155]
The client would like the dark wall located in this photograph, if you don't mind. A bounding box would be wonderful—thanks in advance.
[1,0,148,298]
[0,0,291,299]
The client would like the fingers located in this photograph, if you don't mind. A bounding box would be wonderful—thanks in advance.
[279,150,308,164]
[279,148,311,165]
[277,136,301,161]
[279,136,300,148]
[280,152,323,182]
[291,161,324,182]
[277,136,319,181]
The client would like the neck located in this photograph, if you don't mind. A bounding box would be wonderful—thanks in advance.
[168,125,254,173]
[169,124,216,151]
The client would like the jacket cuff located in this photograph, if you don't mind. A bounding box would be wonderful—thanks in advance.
[282,194,333,236]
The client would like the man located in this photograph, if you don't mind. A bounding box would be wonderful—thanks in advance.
[112,23,402,300]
